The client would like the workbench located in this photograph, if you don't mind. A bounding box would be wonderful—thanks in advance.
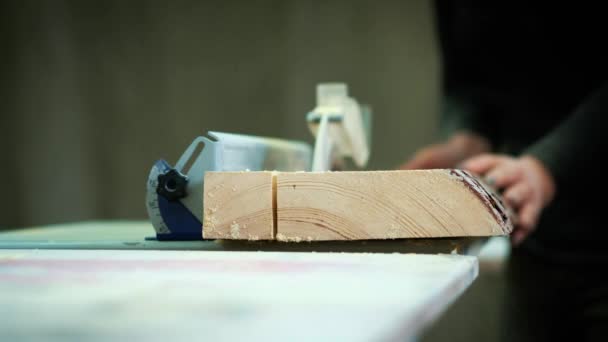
[0,221,486,341]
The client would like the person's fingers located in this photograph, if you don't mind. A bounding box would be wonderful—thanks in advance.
[461,154,505,175]
[511,200,542,246]
[402,156,430,169]
[519,200,541,231]
[503,181,532,209]
[401,145,455,170]
[485,162,523,189]
[400,151,433,170]
[511,228,527,247]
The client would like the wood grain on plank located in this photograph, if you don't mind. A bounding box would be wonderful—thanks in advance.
[203,170,513,241]
[203,171,274,240]
[276,170,512,241]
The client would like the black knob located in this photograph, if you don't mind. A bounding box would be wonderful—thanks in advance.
[156,169,188,201]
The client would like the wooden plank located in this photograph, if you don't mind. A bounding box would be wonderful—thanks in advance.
[203,171,275,240]
[277,170,512,241]
[203,170,513,241]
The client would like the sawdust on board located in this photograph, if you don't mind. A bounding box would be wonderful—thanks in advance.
[230,221,240,239]
[203,207,220,235]
[206,183,226,200]
[276,233,302,243]
[386,224,401,239]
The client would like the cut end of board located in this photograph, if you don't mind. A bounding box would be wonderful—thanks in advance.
[203,171,275,240]
[203,169,514,242]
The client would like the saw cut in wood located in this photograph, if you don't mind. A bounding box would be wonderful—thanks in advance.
[202,169,513,241]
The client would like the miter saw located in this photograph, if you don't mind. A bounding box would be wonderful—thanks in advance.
[145,83,372,240]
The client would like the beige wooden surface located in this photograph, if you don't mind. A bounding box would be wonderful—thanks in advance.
[204,170,513,241]
[203,171,274,240]
[277,170,511,241]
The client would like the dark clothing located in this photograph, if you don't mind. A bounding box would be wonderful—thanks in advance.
[503,248,608,341]
[434,2,608,340]
[435,1,608,262]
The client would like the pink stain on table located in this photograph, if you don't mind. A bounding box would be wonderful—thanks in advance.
[0,257,363,275]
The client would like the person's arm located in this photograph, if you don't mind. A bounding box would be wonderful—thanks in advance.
[463,84,607,245]
[399,131,490,169]
[400,1,498,170]
[524,84,608,192]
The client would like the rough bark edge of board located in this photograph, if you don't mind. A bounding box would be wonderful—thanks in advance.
[448,169,513,235]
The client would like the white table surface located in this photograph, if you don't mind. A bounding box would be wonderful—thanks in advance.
[0,249,478,342]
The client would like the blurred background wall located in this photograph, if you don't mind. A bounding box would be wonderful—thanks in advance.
[0,0,440,229]
[0,2,511,341]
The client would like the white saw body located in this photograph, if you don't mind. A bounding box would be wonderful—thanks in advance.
[145,83,372,240]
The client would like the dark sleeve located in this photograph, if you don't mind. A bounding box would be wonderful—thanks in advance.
[438,94,497,144]
[524,84,608,189]
[435,0,501,147]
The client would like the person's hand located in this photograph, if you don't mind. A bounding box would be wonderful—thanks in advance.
[461,154,556,246]
[400,132,491,170]
[400,142,462,169]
